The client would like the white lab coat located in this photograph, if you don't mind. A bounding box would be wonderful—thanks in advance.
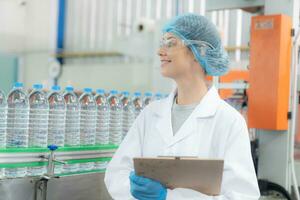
[104,86,260,200]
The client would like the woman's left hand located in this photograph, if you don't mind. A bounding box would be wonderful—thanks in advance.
[129,171,167,200]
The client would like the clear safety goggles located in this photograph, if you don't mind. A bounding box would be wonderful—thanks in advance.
[159,37,214,54]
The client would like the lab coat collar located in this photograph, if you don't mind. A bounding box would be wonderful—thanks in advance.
[153,86,221,147]
[154,86,221,119]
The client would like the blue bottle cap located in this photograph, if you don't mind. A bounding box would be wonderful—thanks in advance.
[122,91,130,96]
[14,82,24,88]
[65,86,74,92]
[84,88,92,93]
[33,84,43,90]
[51,85,61,91]
[96,89,105,94]
[48,144,58,151]
[134,92,141,97]
[144,92,152,97]
[155,93,162,97]
[110,90,118,95]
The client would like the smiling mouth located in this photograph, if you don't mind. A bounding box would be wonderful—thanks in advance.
[161,60,172,65]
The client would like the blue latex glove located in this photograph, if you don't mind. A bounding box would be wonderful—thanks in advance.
[129,171,167,200]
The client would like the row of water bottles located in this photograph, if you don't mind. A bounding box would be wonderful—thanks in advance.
[0,83,165,178]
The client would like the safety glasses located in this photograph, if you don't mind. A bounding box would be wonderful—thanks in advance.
[159,36,214,55]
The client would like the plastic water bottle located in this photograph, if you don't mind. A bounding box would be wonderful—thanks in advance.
[121,91,134,139]
[79,88,96,171]
[155,92,163,100]
[95,89,109,145]
[108,90,123,145]
[7,82,29,147]
[62,86,80,174]
[63,86,80,146]
[0,90,7,148]
[48,86,66,147]
[79,88,97,145]
[143,92,153,107]
[133,92,143,119]
[28,84,49,148]
[6,82,29,178]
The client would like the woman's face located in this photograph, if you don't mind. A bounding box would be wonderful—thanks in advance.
[157,32,198,80]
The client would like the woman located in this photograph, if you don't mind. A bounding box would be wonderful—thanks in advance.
[105,13,260,200]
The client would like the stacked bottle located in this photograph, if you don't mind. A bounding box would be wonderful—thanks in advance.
[108,90,123,145]
[64,86,80,146]
[95,89,110,145]
[155,93,163,101]
[27,84,49,176]
[133,92,143,119]
[6,82,29,178]
[0,90,7,178]
[48,86,66,175]
[143,92,153,108]
[121,91,134,139]
[0,90,7,148]
[63,86,80,173]
[79,88,97,171]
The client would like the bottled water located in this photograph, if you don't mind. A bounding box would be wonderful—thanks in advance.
[108,90,123,145]
[27,84,48,176]
[28,84,49,148]
[0,90,7,148]
[6,82,29,178]
[95,89,110,145]
[94,161,109,170]
[63,86,80,174]
[4,167,27,178]
[133,92,143,119]
[121,91,134,139]
[79,162,94,172]
[143,92,153,107]
[7,82,29,148]
[63,86,80,146]
[63,163,78,174]
[79,88,97,145]
[27,165,47,176]
[155,93,163,101]
[79,88,96,173]
[48,86,66,147]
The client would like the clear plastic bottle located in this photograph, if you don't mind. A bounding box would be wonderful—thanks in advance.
[27,84,49,176]
[0,90,6,179]
[79,88,97,172]
[63,86,80,146]
[79,88,97,145]
[48,85,66,147]
[6,82,29,178]
[62,86,80,174]
[48,85,66,175]
[143,92,153,107]
[121,91,134,139]
[95,89,109,145]
[108,90,123,145]
[133,92,143,119]
[155,92,163,101]
[28,84,49,148]
[0,90,7,148]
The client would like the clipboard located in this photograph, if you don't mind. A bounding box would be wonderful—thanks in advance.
[133,157,224,196]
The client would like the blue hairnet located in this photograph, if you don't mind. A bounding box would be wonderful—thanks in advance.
[162,13,229,76]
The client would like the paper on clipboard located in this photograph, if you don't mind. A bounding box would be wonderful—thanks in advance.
[133,157,224,196]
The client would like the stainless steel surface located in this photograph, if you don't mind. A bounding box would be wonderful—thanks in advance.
[0,173,112,200]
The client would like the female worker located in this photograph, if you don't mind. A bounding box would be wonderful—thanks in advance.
[105,13,260,200]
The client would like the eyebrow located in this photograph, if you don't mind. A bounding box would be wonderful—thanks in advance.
[166,36,175,39]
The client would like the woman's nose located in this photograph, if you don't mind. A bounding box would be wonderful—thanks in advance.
[157,47,167,56]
